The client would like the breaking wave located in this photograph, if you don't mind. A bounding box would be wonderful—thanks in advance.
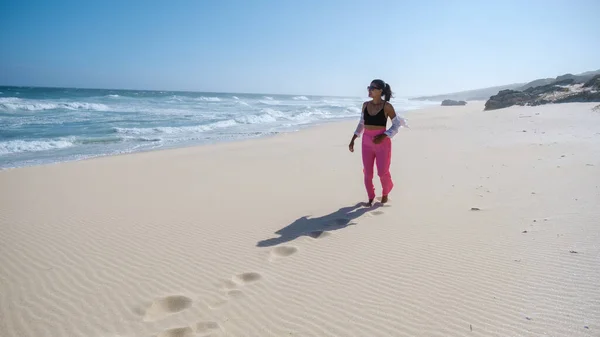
[0,87,432,168]
[0,139,75,155]
[0,97,110,112]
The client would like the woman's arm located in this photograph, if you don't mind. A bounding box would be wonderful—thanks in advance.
[382,103,408,138]
[353,102,367,137]
[349,102,367,152]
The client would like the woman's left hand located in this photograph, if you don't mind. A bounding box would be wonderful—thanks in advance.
[373,134,388,144]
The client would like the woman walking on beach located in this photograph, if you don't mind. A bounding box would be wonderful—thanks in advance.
[349,79,406,206]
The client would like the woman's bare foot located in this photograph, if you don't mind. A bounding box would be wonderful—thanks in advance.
[381,195,388,204]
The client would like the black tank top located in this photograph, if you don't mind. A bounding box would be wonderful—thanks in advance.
[363,102,387,126]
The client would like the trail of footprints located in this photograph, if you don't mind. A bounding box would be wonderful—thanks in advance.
[141,207,384,336]
[140,296,220,336]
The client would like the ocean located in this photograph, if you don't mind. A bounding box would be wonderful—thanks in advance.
[0,86,436,169]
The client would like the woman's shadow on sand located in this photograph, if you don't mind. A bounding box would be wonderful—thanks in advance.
[257,202,382,247]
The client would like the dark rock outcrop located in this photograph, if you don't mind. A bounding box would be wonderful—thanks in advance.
[485,76,600,110]
[523,79,572,96]
[413,69,600,103]
[583,74,600,90]
[554,90,600,103]
[517,70,600,91]
[441,99,467,106]
[484,90,532,110]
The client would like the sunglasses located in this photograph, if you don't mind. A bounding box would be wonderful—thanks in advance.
[367,86,381,91]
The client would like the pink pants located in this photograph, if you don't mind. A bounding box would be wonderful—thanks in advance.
[362,129,394,200]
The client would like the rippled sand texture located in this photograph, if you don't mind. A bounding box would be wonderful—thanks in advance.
[1,102,599,336]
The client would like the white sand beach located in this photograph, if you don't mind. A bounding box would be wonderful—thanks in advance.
[1,102,599,337]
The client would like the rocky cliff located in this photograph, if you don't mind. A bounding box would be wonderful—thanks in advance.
[413,69,600,103]
[484,75,600,111]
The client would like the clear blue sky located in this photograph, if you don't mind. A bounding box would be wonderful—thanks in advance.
[1,0,599,96]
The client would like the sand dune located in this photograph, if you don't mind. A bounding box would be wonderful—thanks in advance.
[1,102,599,336]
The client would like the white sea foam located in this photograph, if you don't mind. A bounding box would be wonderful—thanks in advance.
[0,97,22,103]
[195,96,221,102]
[259,99,280,105]
[63,102,110,110]
[1,89,435,168]
[261,108,285,117]
[236,114,277,124]
[0,139,75,156]
[114,119,238,136]
[291,111,319,122]
[0,98,110,112]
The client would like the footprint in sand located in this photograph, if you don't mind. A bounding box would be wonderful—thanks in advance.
[142,295,192,322]
[157,326,194,337]
[209,273,262,306]
[196,321,221,334]
[217,279,238,291]
[226,289,245,298]
[208,274,260,308]
[207,298,228,310]
[270,246,298,259]
[157,321,220,337]
[233,272,262,285]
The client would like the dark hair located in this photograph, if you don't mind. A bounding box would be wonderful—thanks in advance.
[372,79,393,102]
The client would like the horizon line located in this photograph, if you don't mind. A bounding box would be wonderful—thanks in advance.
[0,84,367,99]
